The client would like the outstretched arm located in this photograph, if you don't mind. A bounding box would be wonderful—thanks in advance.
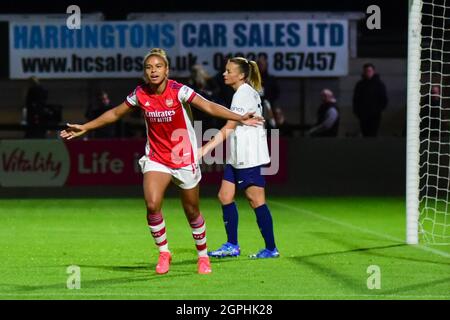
[190,94,263,127]
[60,102,132,140]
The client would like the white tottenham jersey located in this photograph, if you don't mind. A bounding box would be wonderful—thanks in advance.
[227,83,270,169]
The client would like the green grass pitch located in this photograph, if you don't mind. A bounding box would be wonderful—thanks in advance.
[0,197,449,300]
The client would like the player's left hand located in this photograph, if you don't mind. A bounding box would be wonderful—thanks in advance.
[60,123,88,140]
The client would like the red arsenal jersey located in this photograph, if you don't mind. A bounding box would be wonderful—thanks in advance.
[125,80,198,168]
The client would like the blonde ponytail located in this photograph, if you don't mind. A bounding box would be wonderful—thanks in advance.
[248,60,262,92]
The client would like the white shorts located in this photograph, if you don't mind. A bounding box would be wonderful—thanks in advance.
[138,156,201,189]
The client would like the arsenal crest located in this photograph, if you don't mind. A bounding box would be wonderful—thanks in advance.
[165,99,174,107]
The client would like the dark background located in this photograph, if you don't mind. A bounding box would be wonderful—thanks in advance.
[0,0,409,57]
[0,0,410,196]
[0,0,408,18]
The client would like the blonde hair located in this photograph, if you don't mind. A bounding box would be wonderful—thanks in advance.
[229,57,262,92]
[143,48,169,83]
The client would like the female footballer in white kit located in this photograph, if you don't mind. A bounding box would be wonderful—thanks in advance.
[200,57,279,259]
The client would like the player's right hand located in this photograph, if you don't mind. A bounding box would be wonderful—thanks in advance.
[60,123,88,140]
[240,112,265,127]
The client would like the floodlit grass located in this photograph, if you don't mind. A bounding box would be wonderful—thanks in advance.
[0,197,448,300]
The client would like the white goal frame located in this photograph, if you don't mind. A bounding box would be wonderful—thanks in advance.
[406,0,422,244]
[406,0,450,245]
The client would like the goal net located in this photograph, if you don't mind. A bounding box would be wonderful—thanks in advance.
[407,0,450,244]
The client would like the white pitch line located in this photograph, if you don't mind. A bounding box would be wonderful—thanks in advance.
[0,293,449,299]
[268,200,450,259]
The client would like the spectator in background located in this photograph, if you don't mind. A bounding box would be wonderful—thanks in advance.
[85,90,119,138]
[352,63,388,137]
[188,64,220,131]
[26,76,48,111]
[24,76,49,138]
[273,107,294,137]
[307,89,340,137]
[257,55,279,129]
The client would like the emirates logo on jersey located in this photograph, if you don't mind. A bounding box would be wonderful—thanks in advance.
[165,99,173,107]
[145,110,176,123]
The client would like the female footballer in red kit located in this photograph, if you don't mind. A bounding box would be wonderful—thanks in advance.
[60,48,263,275]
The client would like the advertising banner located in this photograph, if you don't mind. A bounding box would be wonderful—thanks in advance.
[65,139,144,186]
[0,140,70,186]
[10,19,347,78]
[0,138,287,187]
[178,20,348,77]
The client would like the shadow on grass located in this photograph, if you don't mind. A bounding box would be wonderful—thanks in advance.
[0,262,199,293]
[304,232,450,266]
[79,256,238,273]
[287,233,450,296]
[0,273,183,293]
[290,243,406,261]
[0,253,240,294]
[380,277,450,296]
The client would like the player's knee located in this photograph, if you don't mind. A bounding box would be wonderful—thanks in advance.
[184,204,198,215]
[246,195,264,209]
[145,199,161,213]
[218,191,233,205]
[183,204,199,219]
[251,201,265,209]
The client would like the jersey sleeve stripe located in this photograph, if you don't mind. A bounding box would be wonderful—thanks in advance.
[125,98,134,108]
[187,92,197,103]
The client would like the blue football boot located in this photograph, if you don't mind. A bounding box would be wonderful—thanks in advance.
[249,248,280,259]
[208,242,240,258]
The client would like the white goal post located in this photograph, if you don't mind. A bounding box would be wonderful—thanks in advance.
[407,0,450,245]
